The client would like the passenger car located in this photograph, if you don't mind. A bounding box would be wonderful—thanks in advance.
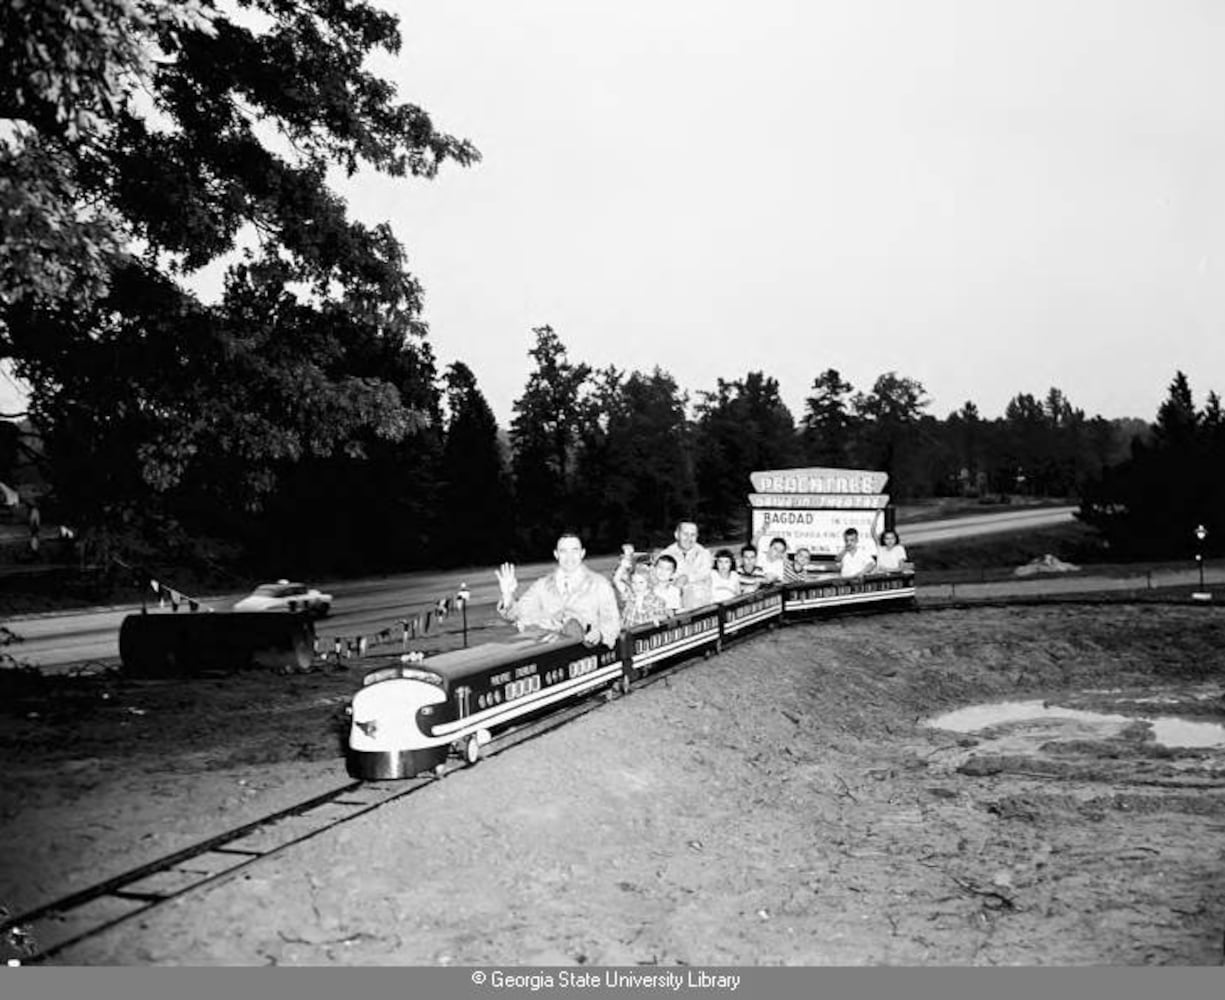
[232,580,332,617]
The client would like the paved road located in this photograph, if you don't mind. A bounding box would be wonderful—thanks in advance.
[0,504,1112,674]
[900,505,1078,544]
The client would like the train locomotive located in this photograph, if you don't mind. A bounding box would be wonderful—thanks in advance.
[346,570,915,780]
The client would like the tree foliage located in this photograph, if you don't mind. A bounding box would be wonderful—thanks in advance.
[570,366,694,551]
[848,372,930,499]
[509,326,592,552]
[0,0,216,310]
[1080,371,1225,558]
[800,368,856,467]
[1,0,479,565]
[439,362,515,566]
[693,372,800,537]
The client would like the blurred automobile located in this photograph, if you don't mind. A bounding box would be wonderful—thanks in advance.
[233,579,332,617]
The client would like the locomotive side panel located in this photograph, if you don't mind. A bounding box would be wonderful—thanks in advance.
[426,641,623,744]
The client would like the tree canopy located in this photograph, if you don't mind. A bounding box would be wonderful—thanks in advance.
[1,0,479,563]
[1080,371,1225,558]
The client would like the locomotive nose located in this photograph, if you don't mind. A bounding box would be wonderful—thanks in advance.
[346,673,449,780]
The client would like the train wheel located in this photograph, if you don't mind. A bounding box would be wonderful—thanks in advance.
[464,735,481,766]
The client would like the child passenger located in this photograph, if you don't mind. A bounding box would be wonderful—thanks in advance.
[619,564,669,627]
[784,547,815,582]
[652,553,683,613]
[838,527,877,578]
[875,530,910,573]
[611,542,640,596]
[710,548,742,603]
[737,545,766,593]
[759,536,789,584]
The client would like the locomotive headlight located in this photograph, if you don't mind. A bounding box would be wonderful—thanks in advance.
[362,665,442,686]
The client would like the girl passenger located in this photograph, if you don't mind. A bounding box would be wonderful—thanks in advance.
[875,530,910,573]
[710,548,742,602]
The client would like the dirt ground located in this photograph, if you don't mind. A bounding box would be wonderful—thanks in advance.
[2,602,1225,966]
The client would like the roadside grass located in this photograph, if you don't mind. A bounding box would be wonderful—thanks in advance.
[911,520,1215,586]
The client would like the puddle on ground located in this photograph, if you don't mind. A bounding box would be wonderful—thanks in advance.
[1148,718,1225,749]
[928,699,1225,749]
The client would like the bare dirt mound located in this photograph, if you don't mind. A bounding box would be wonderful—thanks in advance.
[2,604,1224,965]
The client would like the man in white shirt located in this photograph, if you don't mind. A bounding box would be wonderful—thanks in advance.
[494,533,622,647]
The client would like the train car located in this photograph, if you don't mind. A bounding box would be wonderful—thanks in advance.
[717,587,785,645]
[781,570,916,619]
[623,603,722,679]
[347,570,917,782]
[347,634,623,779]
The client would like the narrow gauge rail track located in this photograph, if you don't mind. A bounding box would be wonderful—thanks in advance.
[0,633,734,965]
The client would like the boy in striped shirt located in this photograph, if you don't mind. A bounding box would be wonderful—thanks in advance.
[737,544,768,593]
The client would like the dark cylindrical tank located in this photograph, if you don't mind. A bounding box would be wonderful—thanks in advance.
[119,611,315,677]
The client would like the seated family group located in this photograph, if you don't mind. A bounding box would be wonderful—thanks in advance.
[494,522,913,649]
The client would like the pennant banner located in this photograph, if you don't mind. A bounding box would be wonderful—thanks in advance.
[312,583,475,667]
[146,574,207,614]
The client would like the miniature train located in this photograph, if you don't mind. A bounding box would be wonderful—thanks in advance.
[346,571,916,780]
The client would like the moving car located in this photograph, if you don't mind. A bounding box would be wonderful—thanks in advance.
[233,579,332,617]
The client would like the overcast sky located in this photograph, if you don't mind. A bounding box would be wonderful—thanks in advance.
[6,0,1225,428]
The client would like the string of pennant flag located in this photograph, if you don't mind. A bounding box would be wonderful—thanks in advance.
[315,582,472,663]
[149,577,211,614]
[127,551,476,664]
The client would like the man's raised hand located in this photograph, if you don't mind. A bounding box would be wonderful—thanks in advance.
[495,562,518,604]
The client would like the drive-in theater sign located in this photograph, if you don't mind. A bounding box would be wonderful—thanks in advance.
[748,467,890,558]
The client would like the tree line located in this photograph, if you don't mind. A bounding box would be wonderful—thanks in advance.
[1079,371,1225,559]
[499,326,1152,558]
[1,318,1162,572]
[0,2,1210,576]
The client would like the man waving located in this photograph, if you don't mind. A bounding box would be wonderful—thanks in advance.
[495,532,622,648]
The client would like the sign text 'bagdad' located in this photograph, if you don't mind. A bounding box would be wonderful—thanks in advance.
[750,508,885,556]
[750,467,889,495]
